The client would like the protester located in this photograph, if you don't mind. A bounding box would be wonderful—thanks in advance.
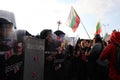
[100,30,120,80]
[67,38,88,80]
[62,44,74,80]
[70,38,83,80]
[78,39,88,80]
[86,34,104,80]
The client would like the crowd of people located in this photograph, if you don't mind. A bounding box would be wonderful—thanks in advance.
[39,29,120,80]
[1,9,119,80]
[0,21,120,80]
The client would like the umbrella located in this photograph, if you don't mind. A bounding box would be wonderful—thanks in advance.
[54,30,65,36]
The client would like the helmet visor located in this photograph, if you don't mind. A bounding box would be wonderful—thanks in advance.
[0,23,16,41]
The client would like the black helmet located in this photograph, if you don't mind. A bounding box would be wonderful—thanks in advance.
[0,18,16,41]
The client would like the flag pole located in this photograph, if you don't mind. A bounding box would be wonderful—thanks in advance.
[73,33,76,46]
[80,20,91,39]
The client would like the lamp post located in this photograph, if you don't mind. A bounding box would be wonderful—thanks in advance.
[102,24,109,39]
[103,24,109,34]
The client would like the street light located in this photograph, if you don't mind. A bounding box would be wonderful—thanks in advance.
[102,24,109,34]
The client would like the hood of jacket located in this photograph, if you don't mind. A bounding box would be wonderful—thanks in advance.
[110,31,120,44]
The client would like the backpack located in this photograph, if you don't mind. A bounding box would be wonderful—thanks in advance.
[113,42,120,73]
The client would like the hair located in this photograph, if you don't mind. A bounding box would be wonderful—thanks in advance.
[40,29,52,39]
[40,29,52,51]
[94,37,102,43]
[94,34,104,49]
[94,34,102,43]
[74,38,81,50]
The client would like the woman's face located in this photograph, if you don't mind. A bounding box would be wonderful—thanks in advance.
[80,41,85,48]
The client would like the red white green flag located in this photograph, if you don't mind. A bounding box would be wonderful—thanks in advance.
[66,6,80,32]
[96,22,102,34]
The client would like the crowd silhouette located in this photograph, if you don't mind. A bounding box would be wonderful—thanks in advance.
[38,29,120,80]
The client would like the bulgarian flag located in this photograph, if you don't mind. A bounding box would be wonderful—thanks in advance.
[96,21,102,34]
[66,6,80,32]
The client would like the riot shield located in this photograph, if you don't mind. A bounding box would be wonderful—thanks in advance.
[23,37,44,80]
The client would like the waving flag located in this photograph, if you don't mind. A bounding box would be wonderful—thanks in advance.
[96,21,102,34]
[66,6,80,32]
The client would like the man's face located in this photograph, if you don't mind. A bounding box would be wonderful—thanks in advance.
[46,33,53,43]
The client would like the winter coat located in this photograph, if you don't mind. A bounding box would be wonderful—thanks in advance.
[100,31,120,80]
